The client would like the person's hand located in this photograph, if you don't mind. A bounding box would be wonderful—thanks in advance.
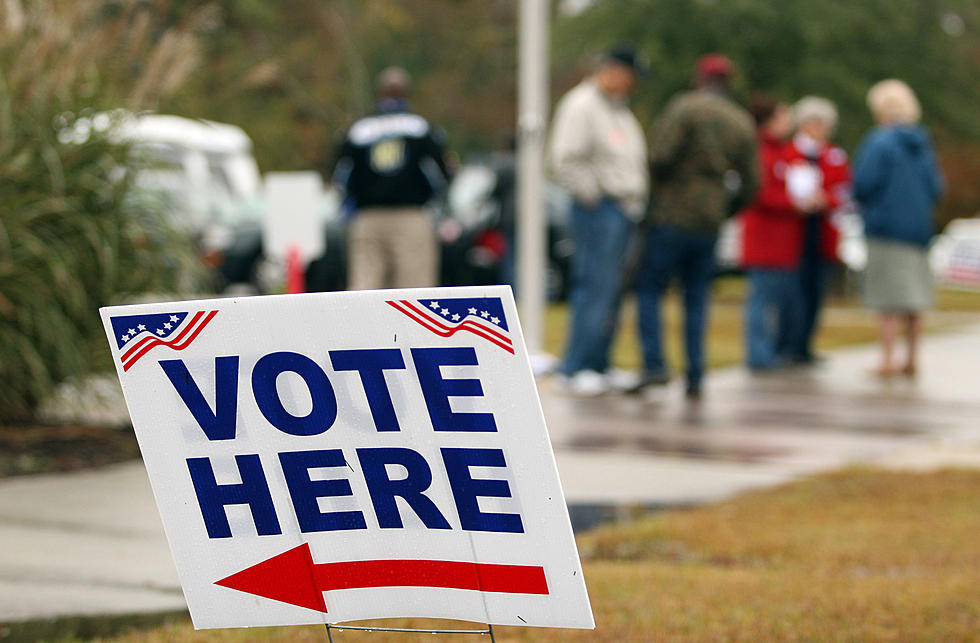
[811,189,829,211]
[577,194,602,211]
[800,190,828,214]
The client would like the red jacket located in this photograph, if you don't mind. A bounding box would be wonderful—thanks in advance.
[739,134,852,268]
[739,133,801,269]
[783,136,852,262]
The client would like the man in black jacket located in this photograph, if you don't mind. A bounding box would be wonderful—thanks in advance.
[333,67,450,290]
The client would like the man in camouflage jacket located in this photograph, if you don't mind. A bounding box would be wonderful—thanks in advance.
[631,54,759,398]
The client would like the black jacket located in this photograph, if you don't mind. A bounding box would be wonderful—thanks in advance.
[333,106,449,209]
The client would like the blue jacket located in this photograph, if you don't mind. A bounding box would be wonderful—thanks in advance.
[853,125,944,247]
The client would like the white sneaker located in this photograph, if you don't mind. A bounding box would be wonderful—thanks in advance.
[558,370,610,397]
[606,368,642,392]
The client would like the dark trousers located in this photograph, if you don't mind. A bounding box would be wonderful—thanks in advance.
[781,216,829,360]
[635,224,717,389]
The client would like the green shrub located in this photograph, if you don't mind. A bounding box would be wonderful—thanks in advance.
[0,1,213,422]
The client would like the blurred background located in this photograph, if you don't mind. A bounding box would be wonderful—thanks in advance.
[1,0,978,423]
[4,3,980,640]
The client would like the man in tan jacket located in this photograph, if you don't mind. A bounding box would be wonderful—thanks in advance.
[549,45,649,396]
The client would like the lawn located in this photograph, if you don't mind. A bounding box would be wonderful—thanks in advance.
[51,468,980,642]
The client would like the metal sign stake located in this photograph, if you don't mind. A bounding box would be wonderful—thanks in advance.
[325,622,496,641]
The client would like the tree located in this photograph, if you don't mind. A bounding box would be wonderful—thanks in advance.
[552,0,980,224]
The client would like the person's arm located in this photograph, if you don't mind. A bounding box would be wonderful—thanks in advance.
[648,98,687,177]
[420,126,451,194]
[852,135,888,207]
[549,95,601,206]
[923,137,946,203]
[755,153,795,215]
[330,136,355,194]
[731,127,761,215]
[823,147,852,212]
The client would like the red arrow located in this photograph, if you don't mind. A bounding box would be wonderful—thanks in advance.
[215,543,549,613]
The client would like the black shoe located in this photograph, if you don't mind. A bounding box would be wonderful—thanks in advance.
[685,383,702,400]
[625,370,671,395]
[790,352,826,366]
[749,356,791,374]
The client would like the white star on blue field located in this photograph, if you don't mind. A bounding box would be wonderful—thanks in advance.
[110,312,189,348]
[419,297,508,331]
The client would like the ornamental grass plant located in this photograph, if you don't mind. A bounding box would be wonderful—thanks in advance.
[0,1,216,422]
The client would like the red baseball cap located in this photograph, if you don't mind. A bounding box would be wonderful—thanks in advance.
[696,53,734,78]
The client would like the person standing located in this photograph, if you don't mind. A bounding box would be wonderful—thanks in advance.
[780,96,851,363]
[632,54,758,398]
[854,79,944,377]
[549,45,649,396]
[739,95,802,371]
[332,66,450,290]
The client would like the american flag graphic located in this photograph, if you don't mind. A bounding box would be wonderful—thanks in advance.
[386,297,514,354]
[110,310,218,372]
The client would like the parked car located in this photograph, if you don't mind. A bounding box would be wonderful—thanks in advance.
[60,112,266,292]
[930,217,980,290]
[107,113,574,297]
[114,113,266,291]
[70,112,575,297]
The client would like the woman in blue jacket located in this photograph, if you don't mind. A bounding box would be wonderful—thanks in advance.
[854,79,944,377]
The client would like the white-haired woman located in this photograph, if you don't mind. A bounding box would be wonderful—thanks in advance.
[779,96,852,364]
[854,80,944,377]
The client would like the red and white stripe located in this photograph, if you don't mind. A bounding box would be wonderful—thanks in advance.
[385,300,514,354]
[120,310,218,372]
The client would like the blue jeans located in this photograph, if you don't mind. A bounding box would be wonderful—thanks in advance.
[745,269,801,369]
[561,198,634,376]
[635,225,717,389]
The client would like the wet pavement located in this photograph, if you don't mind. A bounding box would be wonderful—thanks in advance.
[3,323,980,626]
[547,323,980,506]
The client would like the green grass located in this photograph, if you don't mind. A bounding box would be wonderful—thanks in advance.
[543,277,980,372]
[935,287,980,312]
[54,468,980,642]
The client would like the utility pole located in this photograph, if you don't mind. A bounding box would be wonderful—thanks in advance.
[517,0,550,371]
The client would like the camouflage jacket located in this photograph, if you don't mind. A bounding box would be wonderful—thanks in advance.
[648,90,759,234]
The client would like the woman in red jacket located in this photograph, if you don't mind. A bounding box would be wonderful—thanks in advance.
[739,95,800,370]
[782,96,852,363]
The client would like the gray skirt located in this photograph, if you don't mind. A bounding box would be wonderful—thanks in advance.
[863,238,934,312]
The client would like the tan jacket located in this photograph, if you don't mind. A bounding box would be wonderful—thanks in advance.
[549,80,649,220]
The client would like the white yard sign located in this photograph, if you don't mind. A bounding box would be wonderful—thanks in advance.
[101,286,593,630]
[262,171,325,264]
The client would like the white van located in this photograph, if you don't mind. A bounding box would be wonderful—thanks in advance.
[116,114,261,224]
[110,113,265,289]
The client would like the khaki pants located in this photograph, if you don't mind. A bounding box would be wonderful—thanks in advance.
[347,207,438,290]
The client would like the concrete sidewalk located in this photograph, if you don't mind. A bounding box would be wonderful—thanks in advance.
[548,322,980,505]
[3,324,980,627]
[0,465,184,624]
